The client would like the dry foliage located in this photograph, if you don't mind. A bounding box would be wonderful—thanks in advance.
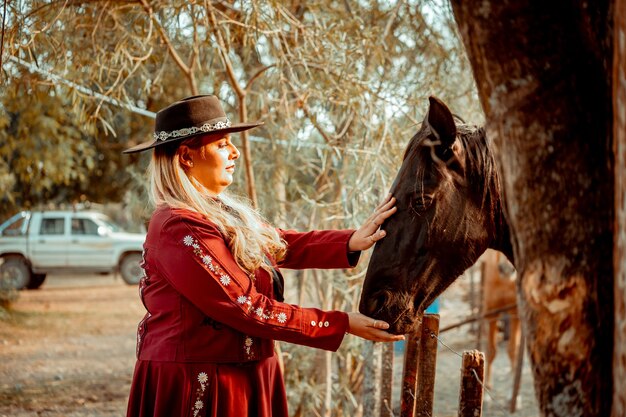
[2,1,482,415]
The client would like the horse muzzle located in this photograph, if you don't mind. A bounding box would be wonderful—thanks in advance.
[358,289,418,335]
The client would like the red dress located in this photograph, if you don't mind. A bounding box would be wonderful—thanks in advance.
[126,206,358,417]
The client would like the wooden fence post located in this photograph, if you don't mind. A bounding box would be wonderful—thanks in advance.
[400,321,421,417]
[380,342,395,417]
[415,314,440,417]
[458,350,485,417]
[363,341,382,416]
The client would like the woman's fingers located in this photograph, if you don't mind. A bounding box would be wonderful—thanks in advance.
[348,197,396,251]
[376,204,397,223]
[368,328,405,342]
[369,230,386,243]
[375,331,405,342]
[368,319,404,341]
[370,195,396,219]
[364,207,396,236]
[365,195,395,223]
[378,195,396,212]
[364,198,396,232]
[347,312,404,342]
[368,319,389,329]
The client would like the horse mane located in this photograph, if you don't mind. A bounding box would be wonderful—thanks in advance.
[456,123,501,214]
[456,124,510,256]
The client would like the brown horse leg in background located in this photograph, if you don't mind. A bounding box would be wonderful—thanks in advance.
[481,249,519,390]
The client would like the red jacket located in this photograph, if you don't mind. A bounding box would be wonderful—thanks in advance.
[136,206,358,364]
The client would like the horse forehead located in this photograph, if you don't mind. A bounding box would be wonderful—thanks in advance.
[390,152,420,193]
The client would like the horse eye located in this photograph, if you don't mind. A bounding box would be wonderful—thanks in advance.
[412,194,434,212]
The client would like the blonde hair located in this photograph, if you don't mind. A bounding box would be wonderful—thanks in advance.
[148,137,286,275]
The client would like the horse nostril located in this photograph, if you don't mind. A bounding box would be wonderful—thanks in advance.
[412,291,430,315]
[369,291,392,316]
[361,289,395,317]
[366,297,380,316]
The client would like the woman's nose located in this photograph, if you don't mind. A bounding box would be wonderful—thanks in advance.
[231,145,240,160]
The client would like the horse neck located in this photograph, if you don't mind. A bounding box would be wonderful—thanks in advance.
[492,206,514,264]
[487,168,515,265]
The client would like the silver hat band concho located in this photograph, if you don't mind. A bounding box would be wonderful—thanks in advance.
[154,118,232,141]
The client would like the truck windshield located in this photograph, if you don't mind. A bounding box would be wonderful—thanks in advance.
[0,212,29,236]
[97,216,124,233]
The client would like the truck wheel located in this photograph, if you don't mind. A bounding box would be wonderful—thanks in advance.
[27,273,47,290]
[0,257,32,290]
[119,253,143,285]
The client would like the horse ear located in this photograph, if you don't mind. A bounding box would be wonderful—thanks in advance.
[426,96,457,148]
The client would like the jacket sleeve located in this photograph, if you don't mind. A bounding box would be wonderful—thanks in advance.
[155,214,349,352]
[278,228,361,269]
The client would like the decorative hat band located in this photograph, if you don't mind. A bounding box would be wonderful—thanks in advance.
[123,95,261,154]
[154,118,232,141]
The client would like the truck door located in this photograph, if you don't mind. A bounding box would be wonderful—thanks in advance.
[29,214,69,268]
[67,216,114,268]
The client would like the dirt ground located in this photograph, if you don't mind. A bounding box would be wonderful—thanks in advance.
[0,273,539,417]
[0,274,144,417]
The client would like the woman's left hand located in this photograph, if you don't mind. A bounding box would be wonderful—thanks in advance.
[348,194,397,251]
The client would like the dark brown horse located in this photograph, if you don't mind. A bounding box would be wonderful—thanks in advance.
[359,96,513,335]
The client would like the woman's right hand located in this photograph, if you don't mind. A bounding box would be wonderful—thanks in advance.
[347,312,405,342]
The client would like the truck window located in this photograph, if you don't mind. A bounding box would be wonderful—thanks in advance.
[1,216,26,236]
[40,218,65,235]
[71,218,100,235]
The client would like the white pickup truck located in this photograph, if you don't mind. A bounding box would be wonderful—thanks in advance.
[0,210,146,289]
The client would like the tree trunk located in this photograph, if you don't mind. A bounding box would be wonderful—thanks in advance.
[238,103,258,208]
[450,1,615,416]
[613,1,626,415]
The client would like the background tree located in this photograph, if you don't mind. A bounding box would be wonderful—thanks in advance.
[613,0,626,414]
[450,1,618,416]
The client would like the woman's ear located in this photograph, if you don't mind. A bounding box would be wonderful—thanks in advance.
[178,145,194,169]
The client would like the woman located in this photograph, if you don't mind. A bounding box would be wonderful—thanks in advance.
[123,95,402,417]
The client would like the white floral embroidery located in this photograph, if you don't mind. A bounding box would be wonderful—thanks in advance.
[244,336,254,358]
[183,234,289,327]
[193,371,208,416]
[220,274,231,286]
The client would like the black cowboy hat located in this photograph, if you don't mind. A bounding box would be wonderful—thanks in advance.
[123,95,262,154]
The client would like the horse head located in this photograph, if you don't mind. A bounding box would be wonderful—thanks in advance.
[358,96,513,335]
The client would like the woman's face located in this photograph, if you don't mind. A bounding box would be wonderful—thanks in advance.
[181,134,240,195]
